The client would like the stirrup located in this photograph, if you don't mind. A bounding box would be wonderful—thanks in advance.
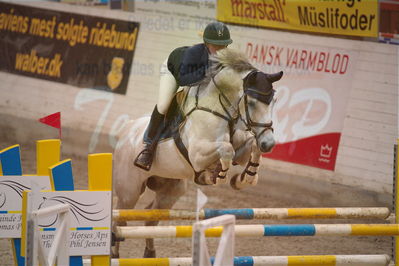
[133,149,153,171]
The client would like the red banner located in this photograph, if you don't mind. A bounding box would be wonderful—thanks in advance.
[242,40,358,171]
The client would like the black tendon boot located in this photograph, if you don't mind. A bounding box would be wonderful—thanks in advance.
[134,106,165,171]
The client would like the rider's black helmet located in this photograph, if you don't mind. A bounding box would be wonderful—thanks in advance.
[203,22,233,46]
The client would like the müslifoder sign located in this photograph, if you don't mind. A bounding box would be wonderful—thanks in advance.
[217,0,378,38]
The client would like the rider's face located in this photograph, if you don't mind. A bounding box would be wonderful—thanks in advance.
[206,43,228,55]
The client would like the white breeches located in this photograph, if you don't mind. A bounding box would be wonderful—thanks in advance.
[157,59,178,115]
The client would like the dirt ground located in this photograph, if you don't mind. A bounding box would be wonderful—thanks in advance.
[0,140,394,265]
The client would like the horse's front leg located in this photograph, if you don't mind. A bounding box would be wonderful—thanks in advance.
[189,140,235,185]
[231,142,261,189]
[214,155,232,185]
[241,149,261,185]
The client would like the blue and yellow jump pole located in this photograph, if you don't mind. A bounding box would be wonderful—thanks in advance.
[113,207,390,221]
[84,254,391,266]
[115,223,399,239]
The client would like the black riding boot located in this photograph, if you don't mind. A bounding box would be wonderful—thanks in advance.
[134,106,165,171]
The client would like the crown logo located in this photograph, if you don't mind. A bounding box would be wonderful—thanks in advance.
[320,144,333,158]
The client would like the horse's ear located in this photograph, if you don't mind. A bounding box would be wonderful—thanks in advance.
[266,71,283,83]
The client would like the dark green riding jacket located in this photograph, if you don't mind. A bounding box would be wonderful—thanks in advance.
[167,43,210,87]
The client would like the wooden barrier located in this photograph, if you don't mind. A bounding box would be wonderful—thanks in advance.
[2,139,398,266]
[1,140,112,266]
[0,139,60,266]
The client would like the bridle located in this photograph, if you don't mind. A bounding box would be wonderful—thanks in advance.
[236,69,275,141]
[183,69,274,144]
[237,93,274,140]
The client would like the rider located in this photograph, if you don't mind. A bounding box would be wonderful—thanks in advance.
[134,21,233,171]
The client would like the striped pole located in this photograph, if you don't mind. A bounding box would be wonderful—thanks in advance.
[83,254,391,266]
[115,224,399,239]
[395,139,399,265]
[113,207,390,221]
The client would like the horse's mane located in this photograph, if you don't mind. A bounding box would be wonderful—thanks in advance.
[201,48,255,86]
[178,48,255,115]
[212,48,255,73]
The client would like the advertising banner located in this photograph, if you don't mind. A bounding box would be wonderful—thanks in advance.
[0,176,51,238]
[217,0,378,38]
[242,39,358,170]
[0,2,140,94]
[24,190,112,256]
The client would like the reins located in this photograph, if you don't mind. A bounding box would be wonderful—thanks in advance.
[184,70,238,140]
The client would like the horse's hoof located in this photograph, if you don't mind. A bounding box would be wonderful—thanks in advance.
[194,179,212,186]
[250,175,259,186]
[194,173,213,185]
[229,174,241,190]
[111,251,120,258]
[216,177,228,185]
[111,246,120,258]
[194,171,211,185]
[111,232,125,246]
[144,247,156,258]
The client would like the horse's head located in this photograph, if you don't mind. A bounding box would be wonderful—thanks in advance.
[192,48,282,153]
[241,70,283,153]
[207,49,283,153]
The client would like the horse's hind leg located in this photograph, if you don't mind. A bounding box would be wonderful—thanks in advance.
[112,176,147,258]
[111,220,126,258]
[144,177,187,258]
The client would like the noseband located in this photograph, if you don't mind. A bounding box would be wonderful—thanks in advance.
[237,94,274,141]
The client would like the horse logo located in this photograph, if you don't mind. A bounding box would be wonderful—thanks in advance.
[0,180,31,209]
[0,192,6,209]
[37,196,109,228]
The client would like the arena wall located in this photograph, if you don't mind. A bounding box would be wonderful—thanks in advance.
[0,1,397,194]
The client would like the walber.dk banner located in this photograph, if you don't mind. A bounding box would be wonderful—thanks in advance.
[217,0,378,38]
[243,39,357,171]
[0,2,139,94]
